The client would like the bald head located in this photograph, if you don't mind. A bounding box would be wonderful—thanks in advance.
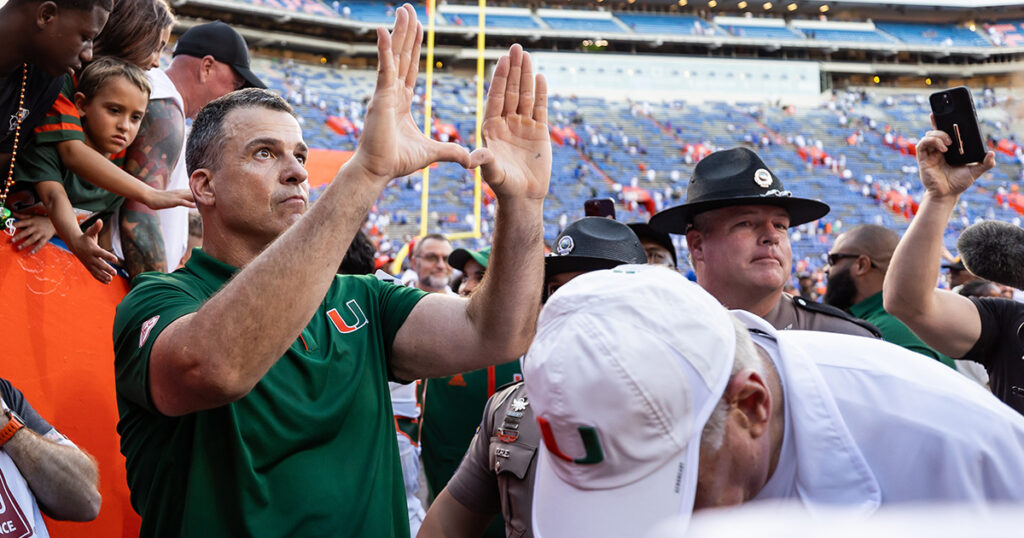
[837,224,900,269]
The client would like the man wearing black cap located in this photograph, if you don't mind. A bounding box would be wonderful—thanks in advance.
[419,217,648,538]
[650,147,878,337]
[629,222,677,268]
[943,257,978,291]
[118,21,265,277]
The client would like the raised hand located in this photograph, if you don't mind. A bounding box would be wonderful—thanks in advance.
[11,213,56,254]
[347,4,473,183]
[917,114,995,198]
[145,188,196,210]
[68,220,119,284]
[472,45,551,201]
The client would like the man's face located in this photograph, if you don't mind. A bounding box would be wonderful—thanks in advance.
[457,259,486,297]
[823,235,860,310]
[640,239,674,267]
[688,205,792,300]
[201,107,309,245]
[78,77,149,155]
[35,5,109,77]
[413,238,453,291]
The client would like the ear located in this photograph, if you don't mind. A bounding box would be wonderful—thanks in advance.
[190,168,215,208]
[723,369,772,439]
[851,255,872,277]
[686,229,705,262]
[36,1,58,29]
[73,92,88,117]
[198,56,217,83]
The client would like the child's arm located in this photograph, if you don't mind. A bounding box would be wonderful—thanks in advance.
[55,139,194,210]
[35,181,118,284]
[11,212,56,254]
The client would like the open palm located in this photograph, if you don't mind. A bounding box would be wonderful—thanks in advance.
[476,45,552,201]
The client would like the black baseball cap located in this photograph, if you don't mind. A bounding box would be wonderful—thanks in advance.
[173,21,266,89]
[628,223,677,267]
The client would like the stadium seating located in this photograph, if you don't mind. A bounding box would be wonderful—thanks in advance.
[801,28,895,44]
[875,21,991,47]
[721,24,802,40]
[615,13,713,36]
[540,16,623,33]
[446,13,540,29]
[237,0,339,17]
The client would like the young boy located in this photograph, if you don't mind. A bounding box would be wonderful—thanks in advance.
[12,57,151,283]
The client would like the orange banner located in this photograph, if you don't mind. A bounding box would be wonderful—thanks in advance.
[1,241,138,537]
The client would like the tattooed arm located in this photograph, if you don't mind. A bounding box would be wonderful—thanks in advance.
[120,98,184,277]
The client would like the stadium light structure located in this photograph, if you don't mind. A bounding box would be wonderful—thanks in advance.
[737,1,748,9]
[787,2,798,10]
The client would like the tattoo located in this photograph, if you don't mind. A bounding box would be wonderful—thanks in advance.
[120,99,184,276]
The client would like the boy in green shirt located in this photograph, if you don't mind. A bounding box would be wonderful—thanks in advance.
[13,57,150,283]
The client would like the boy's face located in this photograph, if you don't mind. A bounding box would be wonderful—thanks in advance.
[76,77,149,156]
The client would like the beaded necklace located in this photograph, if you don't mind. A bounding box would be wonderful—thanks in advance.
[2,63,27,234]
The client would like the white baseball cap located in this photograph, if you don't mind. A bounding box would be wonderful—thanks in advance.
[525,264,736,537]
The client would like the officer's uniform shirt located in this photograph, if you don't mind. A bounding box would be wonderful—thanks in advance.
[763,293,880,338]
[446,382,538,538]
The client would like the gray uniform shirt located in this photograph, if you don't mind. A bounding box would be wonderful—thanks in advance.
[446,382,538,538]
[763,293,880,338]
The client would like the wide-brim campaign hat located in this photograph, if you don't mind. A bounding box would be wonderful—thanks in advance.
[545,217,647,280]
[649,147,830,234]
[173,21,266,89]
[448,246,490,272]
[526,265,735,538]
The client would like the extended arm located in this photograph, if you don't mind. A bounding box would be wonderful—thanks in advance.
[148,5,479,416]
[883,126,995,358]
[391,45,550,381]
[418,489,494,538]
[55,139,193,210]
[35,181,118,283]
[118,99,187,276]
[3,427,100,521]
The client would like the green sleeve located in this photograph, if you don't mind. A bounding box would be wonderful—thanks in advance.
[371,277,428,376]
[112,274,205,414]
[12,138,65,185]
[33,77,85,145]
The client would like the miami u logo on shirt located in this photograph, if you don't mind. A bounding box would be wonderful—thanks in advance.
[327,300,369,334]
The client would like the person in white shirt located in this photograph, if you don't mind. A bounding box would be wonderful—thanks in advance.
[526,266,1024,538]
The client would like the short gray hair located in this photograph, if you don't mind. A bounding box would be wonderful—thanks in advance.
[700,316,764,452]
[186,88,294,176]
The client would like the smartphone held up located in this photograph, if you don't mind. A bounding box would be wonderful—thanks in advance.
[928,86,987,166]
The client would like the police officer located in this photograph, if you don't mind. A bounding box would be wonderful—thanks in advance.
[649,147,879,337]
[418,217,647,538]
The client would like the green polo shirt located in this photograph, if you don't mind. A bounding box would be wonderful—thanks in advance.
[849,291,955,369]
[113,248,427,538]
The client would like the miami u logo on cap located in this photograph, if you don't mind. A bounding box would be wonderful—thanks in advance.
[537,416,604,464]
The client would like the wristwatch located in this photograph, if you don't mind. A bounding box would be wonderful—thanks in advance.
[0,409,25,447]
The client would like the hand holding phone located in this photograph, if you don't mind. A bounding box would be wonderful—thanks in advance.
[929,86,986,166]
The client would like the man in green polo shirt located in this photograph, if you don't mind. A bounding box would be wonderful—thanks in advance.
[824,224,954,368]
[112,7,551,537]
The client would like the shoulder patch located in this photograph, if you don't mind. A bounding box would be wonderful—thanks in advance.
[792,297,882,338]
[139,315,160,348]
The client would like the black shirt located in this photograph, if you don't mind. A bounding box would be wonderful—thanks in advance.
[961,297,1024,415]
[0,65,65,153]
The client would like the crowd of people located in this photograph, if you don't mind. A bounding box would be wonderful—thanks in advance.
[5,1,1024,537]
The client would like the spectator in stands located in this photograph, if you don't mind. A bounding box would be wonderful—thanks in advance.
[13,58,151,283]
[112,8,551,535]
[450,246,489,297]
[14,0,193,254]
[881,124,1024,412]
[409,233,454,293]
[526,266,1024,538]
[118,20,265,277]
[823,224,954,367]
[1,377,101,534]
[419,217,647,538]
[628,222,677,268]
[1,0,110,199]
[943,256,978,290]
[649,147,879,337]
